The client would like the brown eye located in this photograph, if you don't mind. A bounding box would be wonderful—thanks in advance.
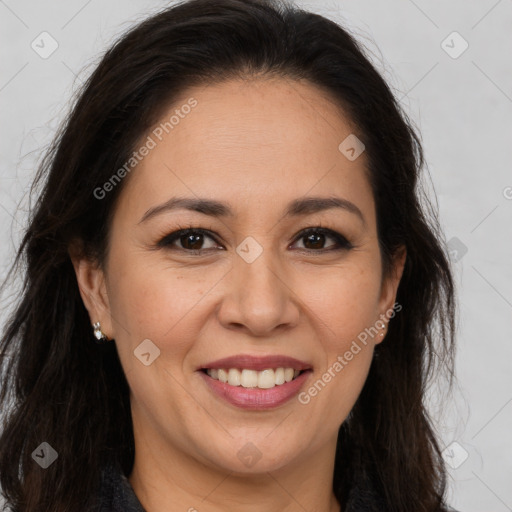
[179,232,205,250]
[291,228,352,252]
[158,228,221,252]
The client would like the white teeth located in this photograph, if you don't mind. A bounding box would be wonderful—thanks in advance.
[240,369,258,388]
[228,368,241,386]
[206,367,304,388]
[258,369,275,389]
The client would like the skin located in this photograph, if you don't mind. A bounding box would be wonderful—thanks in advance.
[71,76,406,512]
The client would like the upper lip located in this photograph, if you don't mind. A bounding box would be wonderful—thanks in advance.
[199,354,313,372]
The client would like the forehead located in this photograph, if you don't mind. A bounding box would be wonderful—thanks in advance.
[117,77,374,223]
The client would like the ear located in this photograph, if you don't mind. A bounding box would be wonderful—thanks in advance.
[68,241,113,340]
[376,245,406,343]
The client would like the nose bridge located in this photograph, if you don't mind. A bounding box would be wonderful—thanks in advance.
[236,235,285,311]
[238,240,279,298]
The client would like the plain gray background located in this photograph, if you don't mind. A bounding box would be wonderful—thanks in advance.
[1,1,511,510]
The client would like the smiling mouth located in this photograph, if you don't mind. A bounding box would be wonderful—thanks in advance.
[200,367,309,389]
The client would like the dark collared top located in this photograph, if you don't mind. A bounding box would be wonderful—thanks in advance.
[92,461,459,512]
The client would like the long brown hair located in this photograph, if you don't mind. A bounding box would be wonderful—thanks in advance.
[0,0,456,510]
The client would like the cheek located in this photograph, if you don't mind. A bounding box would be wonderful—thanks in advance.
[297,260,382,350]
[107,251,225,348]
[294,265,381,427]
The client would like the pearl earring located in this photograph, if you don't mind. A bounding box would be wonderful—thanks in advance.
[92,322,109,343]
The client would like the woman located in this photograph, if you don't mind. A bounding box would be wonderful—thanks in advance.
[0,0,458,510]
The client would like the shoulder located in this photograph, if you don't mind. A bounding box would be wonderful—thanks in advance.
[344,471,460,512]
[88,461,146,512]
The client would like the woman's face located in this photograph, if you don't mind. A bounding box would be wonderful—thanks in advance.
[74,77,405,475]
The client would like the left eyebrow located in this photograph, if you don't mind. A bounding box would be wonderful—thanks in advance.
[285,196,366,227]
[138,195,366,228]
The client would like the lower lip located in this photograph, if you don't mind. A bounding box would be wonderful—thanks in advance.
[198,370,312,410]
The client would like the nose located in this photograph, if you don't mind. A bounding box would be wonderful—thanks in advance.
[216,246,300,337]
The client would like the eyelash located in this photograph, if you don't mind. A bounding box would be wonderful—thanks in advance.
[155,223,353,254]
